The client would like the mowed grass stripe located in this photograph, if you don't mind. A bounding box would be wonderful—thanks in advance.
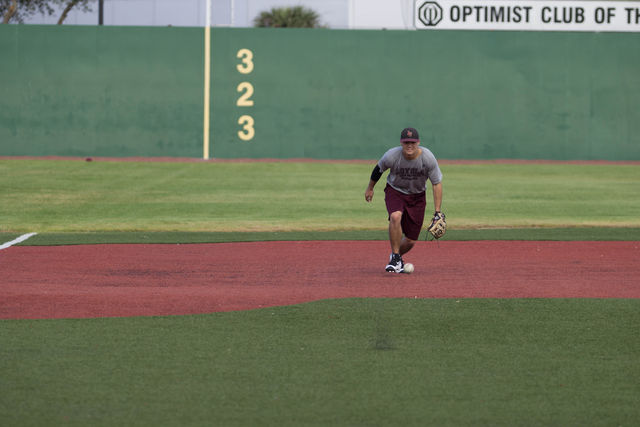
[2,227,640,246]
[1,160,639,232]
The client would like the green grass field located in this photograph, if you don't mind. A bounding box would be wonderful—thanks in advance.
[1,159,639,426]
[2,299,639,426]
[1,159,639,233]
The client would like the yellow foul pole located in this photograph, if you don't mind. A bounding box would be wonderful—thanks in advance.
[203,0,212,159]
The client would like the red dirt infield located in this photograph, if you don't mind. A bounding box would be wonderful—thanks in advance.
[2,241,639,319]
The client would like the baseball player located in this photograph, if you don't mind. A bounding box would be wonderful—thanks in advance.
[364,127,443,273]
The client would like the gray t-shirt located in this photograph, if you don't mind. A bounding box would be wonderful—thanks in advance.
[377,146,442,195]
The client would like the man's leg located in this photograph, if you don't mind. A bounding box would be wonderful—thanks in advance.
[386,211,406,273]
[388,211,403,254]
[390,211,416,255]
[399,237,416,256]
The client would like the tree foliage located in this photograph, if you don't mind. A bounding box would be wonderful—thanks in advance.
[1,0,93,24]
[253,6,323,28]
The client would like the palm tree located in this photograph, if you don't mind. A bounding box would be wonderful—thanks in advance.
[253,6,322,28]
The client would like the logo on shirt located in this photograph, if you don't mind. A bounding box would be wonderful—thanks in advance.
[398,167,426,180]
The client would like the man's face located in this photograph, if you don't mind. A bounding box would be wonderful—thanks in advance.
[401,140,420,158]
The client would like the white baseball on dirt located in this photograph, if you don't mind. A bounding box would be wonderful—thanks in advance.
[403,263,414,274]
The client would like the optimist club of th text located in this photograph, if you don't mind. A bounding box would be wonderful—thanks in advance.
[449,5,636,24]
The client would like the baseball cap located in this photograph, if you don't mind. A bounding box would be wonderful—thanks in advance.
[400,127,419,142]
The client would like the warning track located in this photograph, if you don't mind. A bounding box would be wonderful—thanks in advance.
[1,241,638,319]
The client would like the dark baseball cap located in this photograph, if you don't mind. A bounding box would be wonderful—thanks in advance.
[400,127,419,142]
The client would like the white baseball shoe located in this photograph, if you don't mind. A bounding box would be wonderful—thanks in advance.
[385,253,404,273]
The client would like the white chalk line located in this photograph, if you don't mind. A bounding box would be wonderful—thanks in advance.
[0,232,38,250]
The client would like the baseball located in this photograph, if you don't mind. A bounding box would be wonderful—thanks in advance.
[403,263,414,274]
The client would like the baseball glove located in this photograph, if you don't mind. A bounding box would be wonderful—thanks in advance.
[427,211,446,240]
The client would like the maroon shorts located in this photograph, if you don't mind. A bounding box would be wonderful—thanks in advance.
[384,184,426,241]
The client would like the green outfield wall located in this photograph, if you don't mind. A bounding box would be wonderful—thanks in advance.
[1,25,639,160]
[0,25,203,157]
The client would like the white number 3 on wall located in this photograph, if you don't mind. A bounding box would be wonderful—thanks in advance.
[236,49,254,74]
[237,115,255,141]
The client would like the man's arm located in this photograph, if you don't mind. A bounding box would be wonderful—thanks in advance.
[365,165,383,202]
[432,182,442,212]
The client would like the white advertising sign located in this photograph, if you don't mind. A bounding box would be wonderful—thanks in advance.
[414,0,640,31]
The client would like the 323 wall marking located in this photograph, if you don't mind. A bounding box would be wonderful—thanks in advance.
[236,48,255,141]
